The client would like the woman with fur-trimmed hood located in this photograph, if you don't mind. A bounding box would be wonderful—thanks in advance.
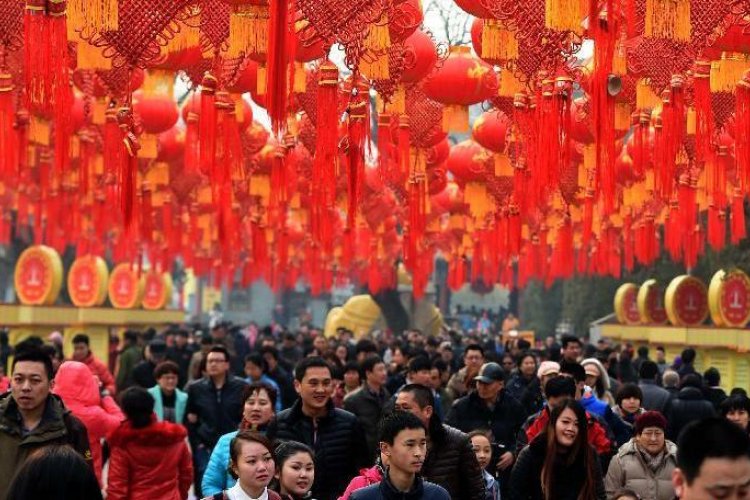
[582,358,615,407]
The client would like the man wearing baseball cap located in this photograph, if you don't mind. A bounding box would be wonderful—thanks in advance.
[446,362,525,496]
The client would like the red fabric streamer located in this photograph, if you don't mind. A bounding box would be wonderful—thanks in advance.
[266,0,292,137]
[694,62,713,164]
[184,109,199,174]
[736,72,750,190]
[346,90,368,230]
[311,61,339,253]
[199,73,217,176]
[0,74,14,179]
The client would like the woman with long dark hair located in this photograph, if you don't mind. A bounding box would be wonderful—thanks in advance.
[508,399,605,500]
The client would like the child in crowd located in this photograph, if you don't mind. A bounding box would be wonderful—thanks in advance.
[468,430,501,500]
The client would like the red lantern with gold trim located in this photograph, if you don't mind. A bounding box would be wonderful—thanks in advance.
[421,47,497,132]
[446,139,493,185]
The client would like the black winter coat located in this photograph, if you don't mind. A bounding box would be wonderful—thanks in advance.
[421,424,486,500]
[508,434,606,500]
[446,390,526,452]
[343,385,390,462]
[505,374,535,405]
[186,375,248,449]
[266,399,369,500]
[664,386,716,441]
[520,378,545,416]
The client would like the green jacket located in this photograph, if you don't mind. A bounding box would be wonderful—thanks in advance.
[0,393,92,497]
[116,344,143,392]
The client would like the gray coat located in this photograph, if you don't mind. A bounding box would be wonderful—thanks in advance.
[638,380,672,414]
[604,438,677,500]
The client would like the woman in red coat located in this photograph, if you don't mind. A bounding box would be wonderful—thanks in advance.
[53,360,124,484]
[107,387,193,500]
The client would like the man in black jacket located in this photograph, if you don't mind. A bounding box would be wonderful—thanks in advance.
[132,338,167,388]
[266,356,369,500]
[344,355,391,462]
[186,345,248,497]
[665,373,716,441]
[446,362,525,495]
[395,384,485,500]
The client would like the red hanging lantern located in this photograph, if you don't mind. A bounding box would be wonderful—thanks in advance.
[157,126,185,163]
[422,46,497,132]
[446,139,493,185]
[452,0,493,18]
[472,110,509,153]
[401,29,438,83]
[133,93,179,135]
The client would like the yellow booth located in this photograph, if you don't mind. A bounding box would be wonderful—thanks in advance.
[605,272,750,392]
[4,246,184,366]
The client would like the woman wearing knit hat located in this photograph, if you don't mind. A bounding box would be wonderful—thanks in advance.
[604,411,677,500]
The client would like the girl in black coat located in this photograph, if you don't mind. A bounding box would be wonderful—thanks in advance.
[508,400,606,500]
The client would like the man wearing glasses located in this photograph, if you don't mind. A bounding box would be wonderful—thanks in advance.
[186,345,248,497]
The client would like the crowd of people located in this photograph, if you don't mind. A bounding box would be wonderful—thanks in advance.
[0,322,749,500]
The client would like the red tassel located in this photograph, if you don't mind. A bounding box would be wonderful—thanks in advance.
[266,0,291,137]
[708,204,726,250]
[550,218,573,280]
[15,109,29,173]
[694,61,713,163]
[199,73,217,176]
[736,71,750,190]
[104,108,122,175]
[270,141,288,212]
[311,61,339,253]
[117,107,140,231]
[582,195,594,247]
[24,0,70,174]
[623,213,634,271]
[184,109,199,174]
[590,10,618,214]
[347,90,368,230]
[0,74,15,179]
[140,185,153,243]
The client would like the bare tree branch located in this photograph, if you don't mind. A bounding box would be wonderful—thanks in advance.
[423,0,473,46]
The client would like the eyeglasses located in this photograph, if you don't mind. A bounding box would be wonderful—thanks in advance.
[640,429,664,438]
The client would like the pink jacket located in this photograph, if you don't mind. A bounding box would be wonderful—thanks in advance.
[80,352,117,395]
[54,361,124,483]
[338,465,383,500]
